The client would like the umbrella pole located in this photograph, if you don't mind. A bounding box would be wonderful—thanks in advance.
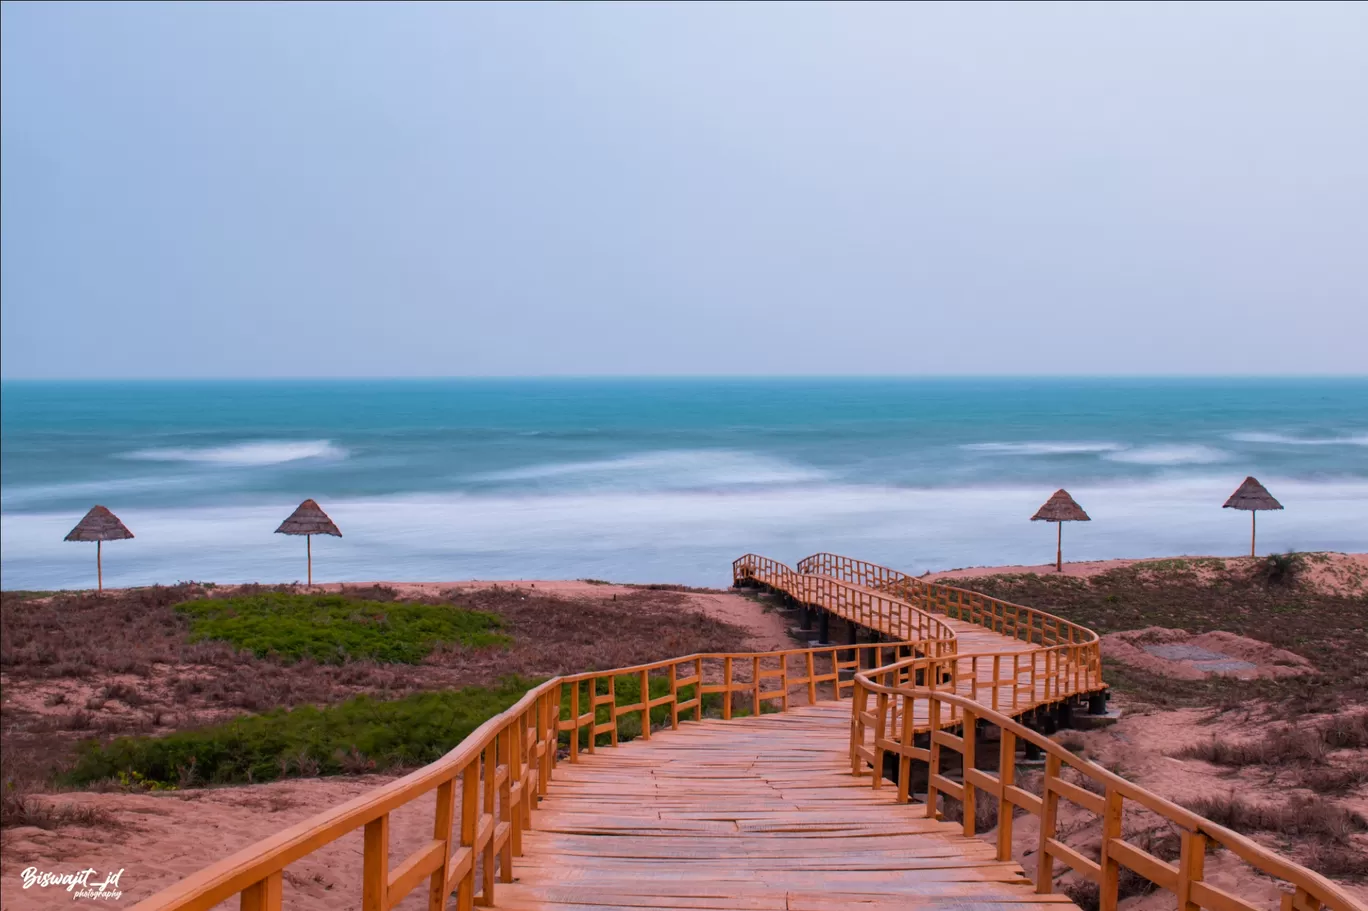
[1251,512,1256,558]
[307,535,313,587]
[1056,522,1062,573]
[97,540,103,592]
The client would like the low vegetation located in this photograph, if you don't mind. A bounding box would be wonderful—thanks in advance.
[64,678,536,787]
[1183,793,1367,840]
[62,672,733,789]
[176,592,508,663]
[1176,713,1368,794]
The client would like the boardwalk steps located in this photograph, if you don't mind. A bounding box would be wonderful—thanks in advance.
[130,553,1364,911]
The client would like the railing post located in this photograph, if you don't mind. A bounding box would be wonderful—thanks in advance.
[961,708,977,836]
[895,691,915,804]
[991,655,1001,712]
[694,657,704,721]
[429,778,456,911]
[780,651,791,711]
[872,690,889,789]
[926,694,941,818]
[1035,751,1061,893]
[996,729,1016,861]
[569,680,581,762]
[1099,788,1123,911]
[457,761,478,911]
[639,669,651,739]
[607,675,620,747]
[497,730,513,883]
[806,651,817,705]
[239,872,282,911]
[723,657,734,720]
[669,662,679,729]
[363,814,389,911]
[539,692,553,794]
[509,715,524,857]
[1178,829,1207,911]
[480,743,495,905]
[752,655,762,716]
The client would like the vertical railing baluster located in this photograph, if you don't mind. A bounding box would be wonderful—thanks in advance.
[480,743,495,905]
[723,657,734,720]
[694,658,704,721]
[362,813,389,911]
[806,651,817,705]
[1099,787,1123,911]
[669,662,679,729]
[639,668,652,740]
[239,872,282,911]
[961,707,977,836]
[996,729,1016,861]
[429,778,456,911]
[1035,751,1061,893]
[1178,830,1207,911]
[497,730,513,883]
[457,760,478,911]
[752,655,762,716]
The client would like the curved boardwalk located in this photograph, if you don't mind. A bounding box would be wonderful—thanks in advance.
[130,553,1364,911]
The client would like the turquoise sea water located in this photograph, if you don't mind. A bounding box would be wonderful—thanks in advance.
[2,378,1366,589]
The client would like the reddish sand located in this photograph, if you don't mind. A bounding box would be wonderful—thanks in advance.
[1103,627,1316,680]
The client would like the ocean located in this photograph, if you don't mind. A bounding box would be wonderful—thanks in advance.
[2,378,1365,590]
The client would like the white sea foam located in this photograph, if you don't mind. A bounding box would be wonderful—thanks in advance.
[962,442,1125,456]
[122,440,347,466]
[1103,445,1230,465]
[1229,432,1368,447]
[4,477,1366,590]
[472,450,828,489]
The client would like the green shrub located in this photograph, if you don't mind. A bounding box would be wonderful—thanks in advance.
[1256,551,1306,587]
[175,593,508,664]
[64,678,537,787]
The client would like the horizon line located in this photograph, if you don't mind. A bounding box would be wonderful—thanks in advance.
[3,373,1368,384]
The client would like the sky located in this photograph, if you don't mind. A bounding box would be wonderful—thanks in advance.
[2,1,1365,379]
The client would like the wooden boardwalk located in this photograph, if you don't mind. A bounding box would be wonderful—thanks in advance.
[129,553,1364,911]
[495,704,1067,911]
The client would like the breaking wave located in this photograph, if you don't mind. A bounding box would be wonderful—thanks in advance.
[123,440,347,466]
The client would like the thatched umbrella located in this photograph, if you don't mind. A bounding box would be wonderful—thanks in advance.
[275,499,341,585]
[1223,476,1282,557]
[1031,489,1090,572]
[64,505,134,592]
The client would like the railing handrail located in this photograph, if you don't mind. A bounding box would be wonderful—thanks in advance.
[797,551,1100,646]
[850,665,1364,911]
[733,553,959,646]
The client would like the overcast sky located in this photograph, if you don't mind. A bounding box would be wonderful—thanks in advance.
[2,1,1365,378]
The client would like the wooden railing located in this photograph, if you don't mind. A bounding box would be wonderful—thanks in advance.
[129,640,926,911]
[850,662,1365,911]
[797,552,1101,680]
[733,553,958,654]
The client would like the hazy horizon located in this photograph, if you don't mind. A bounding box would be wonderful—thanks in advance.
[3,1,1366,379]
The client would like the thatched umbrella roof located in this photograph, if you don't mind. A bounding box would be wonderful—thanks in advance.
[275,499,342,537]
[65,506,134,542]
[1031,489,1090,523]
[1223,477,1282,512]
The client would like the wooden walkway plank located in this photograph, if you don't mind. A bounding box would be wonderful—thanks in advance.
[494,702,1058,911]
